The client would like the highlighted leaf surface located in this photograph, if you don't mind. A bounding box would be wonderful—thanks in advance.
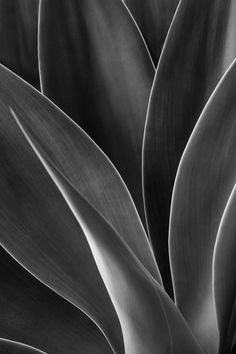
[170,59,236,354]
[39,0,155,222]
[143,0,236,296]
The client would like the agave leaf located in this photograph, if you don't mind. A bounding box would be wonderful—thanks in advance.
[0,246,112,354]
[0,62,161,354]
[169,59,236,354]
[0,0,39,88]
[0,338,45,354]
[12,119,202,354]
[38,0,155,223]
[213,184,236,354]
[143,0,236,296]
[0,64,160,284]
[124,0,179,65]
[0,69,124,353]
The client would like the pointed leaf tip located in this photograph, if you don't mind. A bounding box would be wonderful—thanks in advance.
[143,0,236,298]
[39,0,155,224]
[170,58,236,354]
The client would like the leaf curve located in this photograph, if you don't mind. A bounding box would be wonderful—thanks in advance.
[169,59,236,354]
[0,63,160,285]
[0,67,124,353]
[38,0,155,223]
[143,0,236,296]
[0,0,39,88]
[0,246,112,354]
[0,338,46,354]
[213,183,236,354]
[13,117,202,354]
[124,0,179,65]
[0,61,161,353]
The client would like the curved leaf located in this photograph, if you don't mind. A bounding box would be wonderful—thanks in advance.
[0,64,160,284]
[170,59,236,354]
[213,183,236,354]
[0,62,160,354]
[0,0,39,88]
[0,246,112,354]
[143,0,236,296]
[39,0,155,223]
[13,119,202,354]
[0,67,124,353]
[124,0,179,65]
[0,338,45,354]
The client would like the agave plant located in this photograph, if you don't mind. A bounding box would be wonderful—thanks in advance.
[1,0,236,353]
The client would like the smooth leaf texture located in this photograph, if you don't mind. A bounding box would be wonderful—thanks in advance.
[0,64,160,285]
[0,0,39,88]
[39,0,155,223]
[124,0,179,65]
[0,338,45,354]
[143,0,236,296]
[170,59,236,354]
[0,63,160,354]
[12,118,202,354]
[213,183,236,354]
[0,246,112,354]
[0,67,124,353]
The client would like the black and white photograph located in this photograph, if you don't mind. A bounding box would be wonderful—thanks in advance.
[0,1,235,353]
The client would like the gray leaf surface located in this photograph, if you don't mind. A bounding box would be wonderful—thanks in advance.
[170,59,236,354]
[0,338,46,354]
[213,183,236,354]
[0,0,39,88]
[14,119,202,354]
[0,246,112,354]
[39,0,155,223]
[143,0,236,296]
[124,0,179,65]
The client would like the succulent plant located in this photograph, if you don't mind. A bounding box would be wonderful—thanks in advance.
[1,0,236,353]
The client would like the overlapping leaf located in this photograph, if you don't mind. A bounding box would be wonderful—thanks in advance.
[2,1,236,353]
[0,246,112,354]
[169,59,236,354]
[124,0,179,65]
[39,0,155,222]
[213,184,236,354]
[143,0,236,296]
[11,117,202,354]
[0,66,124,353]
[0,63,162,353]
[0,338,45,354]
[1,64,160,284]
[0,0,39,88]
